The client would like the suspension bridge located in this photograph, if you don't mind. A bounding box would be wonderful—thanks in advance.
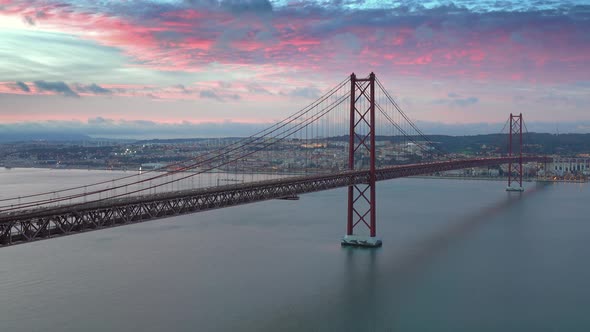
[0,73,550,248]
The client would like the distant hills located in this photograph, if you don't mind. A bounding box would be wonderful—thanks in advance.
[0,132,92,143]
[328,133,590,155]
[110,133,590,155]
[426,133,590,155]
[1,132,589,155]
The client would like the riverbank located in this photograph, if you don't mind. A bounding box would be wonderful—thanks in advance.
[411,175,588,183]
[411,175,506,182]
[3,167,587,184]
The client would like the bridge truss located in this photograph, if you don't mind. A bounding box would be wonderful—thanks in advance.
[0,156,549,247]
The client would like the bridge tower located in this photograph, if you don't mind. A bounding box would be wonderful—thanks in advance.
[506,113,524,192]
[341,73,382,248]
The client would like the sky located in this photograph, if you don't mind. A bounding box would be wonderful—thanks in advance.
[0,0,589,138]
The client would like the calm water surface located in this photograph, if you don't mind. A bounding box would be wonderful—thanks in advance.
[1,168,589,331]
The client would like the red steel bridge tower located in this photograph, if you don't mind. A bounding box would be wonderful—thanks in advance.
[341,72,382,248]
[506,113,524,192]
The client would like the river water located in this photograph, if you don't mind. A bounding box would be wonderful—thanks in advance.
[1,168,589,331]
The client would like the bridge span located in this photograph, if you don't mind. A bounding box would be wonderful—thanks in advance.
[0,156,549,247]
[0,73,550,248]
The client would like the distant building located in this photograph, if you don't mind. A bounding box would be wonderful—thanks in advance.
[141,162,167,170]
[550,157,590,175]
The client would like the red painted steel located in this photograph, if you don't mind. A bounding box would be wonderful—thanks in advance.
[347,72,378,238]
[507,113,524,188]
[369,73,376,237]
[347,73,356,235]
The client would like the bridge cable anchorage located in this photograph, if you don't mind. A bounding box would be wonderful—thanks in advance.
[0,77,351,208]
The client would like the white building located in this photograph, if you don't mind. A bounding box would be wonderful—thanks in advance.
[550,158,590,175]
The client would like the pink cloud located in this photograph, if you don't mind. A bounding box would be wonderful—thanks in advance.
[0,1,588,97]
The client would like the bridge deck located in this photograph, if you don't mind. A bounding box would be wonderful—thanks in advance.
[0,156,549,247]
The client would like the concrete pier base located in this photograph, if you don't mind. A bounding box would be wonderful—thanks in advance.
[506,186,524,192]
[341,235,382,248]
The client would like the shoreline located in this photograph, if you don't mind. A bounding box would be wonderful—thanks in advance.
[2,166,587,184]
[411,175,506,182]
[411,175,587,183]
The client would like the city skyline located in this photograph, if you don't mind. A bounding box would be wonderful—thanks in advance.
[1,0,589,137]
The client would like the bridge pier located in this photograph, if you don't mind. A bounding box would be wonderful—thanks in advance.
[341,234,382,248]
[341,72,382,248]
[506,113,524,192]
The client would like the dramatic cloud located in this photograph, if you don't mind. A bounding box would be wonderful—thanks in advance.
[22,15,34,26]
[15,81,30,92]
[200,89,241,102]
[2,0,588,83]
[285,87,321,99]
[219,0,273,13]
[33,81,79,97]
[433,93,479,107]
[454,97,479,107]
[247,83,273,95]
[200,90,220,100]
[0,0,589,132]
[74,83,112,95]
